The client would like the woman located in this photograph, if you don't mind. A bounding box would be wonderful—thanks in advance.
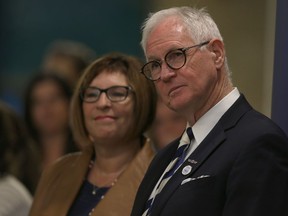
[41,39,96,88]
[29,53,157,216]
[0,101,35,215]
[24,73,78,172]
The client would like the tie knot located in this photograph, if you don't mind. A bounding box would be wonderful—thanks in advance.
[186,127,194,141]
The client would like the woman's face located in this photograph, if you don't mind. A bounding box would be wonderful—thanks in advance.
[31,80,70,135]
[82,71,134,142]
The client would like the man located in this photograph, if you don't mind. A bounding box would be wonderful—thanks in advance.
[131,6,288,216]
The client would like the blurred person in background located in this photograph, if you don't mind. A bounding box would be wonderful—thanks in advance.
[41,39,96,88]
[0,101,37,215]
[149,96,186,150]
[24,73,78,172]
[29,53,157,216]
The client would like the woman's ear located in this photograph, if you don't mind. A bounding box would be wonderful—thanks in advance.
[209,39,225,69]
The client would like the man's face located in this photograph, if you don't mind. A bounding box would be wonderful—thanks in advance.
[145,17,219,118]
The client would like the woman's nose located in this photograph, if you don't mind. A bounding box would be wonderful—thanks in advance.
[95,92,111,108]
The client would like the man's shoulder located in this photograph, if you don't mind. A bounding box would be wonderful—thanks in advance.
[239,108,287,138]
[222,94,286,137]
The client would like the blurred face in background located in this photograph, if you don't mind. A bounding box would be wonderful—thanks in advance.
[150,99,186,150]
[42,55,80,87]
[31,80,70,136]
[82,71,134,143]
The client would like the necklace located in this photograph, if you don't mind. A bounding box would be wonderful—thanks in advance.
[87,157,130,216]
[91,178,118,195]
[88,178,118,216]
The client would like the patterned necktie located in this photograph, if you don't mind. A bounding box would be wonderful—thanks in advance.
[142,127,194,216]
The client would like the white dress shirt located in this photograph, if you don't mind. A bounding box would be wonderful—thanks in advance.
[185,87,240,159]
[148,88,241,204]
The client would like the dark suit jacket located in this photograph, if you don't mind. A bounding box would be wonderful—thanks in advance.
[131,95,288,216]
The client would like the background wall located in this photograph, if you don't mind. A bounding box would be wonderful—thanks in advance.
[0,0,275,117]
[0,0,151,113]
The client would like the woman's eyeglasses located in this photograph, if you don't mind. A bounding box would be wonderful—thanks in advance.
[81,86,132,103]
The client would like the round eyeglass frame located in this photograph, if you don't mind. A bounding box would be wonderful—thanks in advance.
[141,40,210,81]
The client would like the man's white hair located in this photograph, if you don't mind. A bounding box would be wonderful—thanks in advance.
[140,6,231,78]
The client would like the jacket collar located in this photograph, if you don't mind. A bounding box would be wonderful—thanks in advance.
[91,139,155,216]
[150,95,252,215]
[55,146,94,215]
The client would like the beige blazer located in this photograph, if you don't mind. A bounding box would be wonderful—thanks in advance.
[29,139,155,216]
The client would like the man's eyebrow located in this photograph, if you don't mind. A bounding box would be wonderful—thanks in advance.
[146,55,161,62]
[146,45,185,61]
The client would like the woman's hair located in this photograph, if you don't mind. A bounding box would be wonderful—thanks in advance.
[24,72,73,143]
[0,101,40,193]
[70,52,157,147]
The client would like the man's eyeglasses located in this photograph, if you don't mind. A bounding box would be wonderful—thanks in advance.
[141,41,210,81]
[81,86,132,103]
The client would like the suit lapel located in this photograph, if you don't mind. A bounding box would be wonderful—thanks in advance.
[151,125,226,216]
[132,139,180,215]
[151,94,252,215]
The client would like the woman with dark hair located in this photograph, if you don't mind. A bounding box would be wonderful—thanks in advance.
[24,73,78,172]
[0,101,35,215]
[29,53,157,216]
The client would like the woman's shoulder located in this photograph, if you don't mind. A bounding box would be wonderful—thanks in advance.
[139,138,156,159]
[54,151,83,165]
[44,150,89,175]
[39,148,91,181]
[0,175,32,216]
[33,149,92,196]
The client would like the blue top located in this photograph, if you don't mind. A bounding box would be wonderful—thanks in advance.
[67,179,110,216]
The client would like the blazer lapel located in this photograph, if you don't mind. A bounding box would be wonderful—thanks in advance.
[150,94,252,216]
[91,141,155,216]
[54,146,93,215]
[132,139,180,215]
[151,125,226,216]
[30,146,94,216]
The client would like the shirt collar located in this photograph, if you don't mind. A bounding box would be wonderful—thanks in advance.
[186,88,240,145]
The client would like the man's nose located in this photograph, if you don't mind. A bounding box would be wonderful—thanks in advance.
[160,63,176,82]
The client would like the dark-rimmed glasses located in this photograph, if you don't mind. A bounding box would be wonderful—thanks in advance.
[81,86,132,103]
[141,41,210,81]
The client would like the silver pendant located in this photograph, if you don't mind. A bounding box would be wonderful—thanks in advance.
[92,186,97,195]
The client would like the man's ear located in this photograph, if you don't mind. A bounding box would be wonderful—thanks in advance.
[209,39,225,69]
